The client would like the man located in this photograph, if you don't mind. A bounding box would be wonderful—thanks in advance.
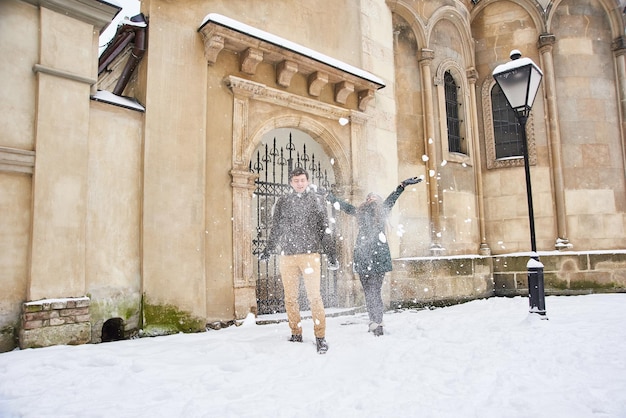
[259,167,337,354]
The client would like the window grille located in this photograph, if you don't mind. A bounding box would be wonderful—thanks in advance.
[444,72,462,154]
[491,84,524,159]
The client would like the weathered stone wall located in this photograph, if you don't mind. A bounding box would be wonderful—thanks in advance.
[390,256,494,307]
[494,251,626,296]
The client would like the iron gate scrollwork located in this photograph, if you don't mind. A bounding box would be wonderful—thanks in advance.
[251,132,338,315]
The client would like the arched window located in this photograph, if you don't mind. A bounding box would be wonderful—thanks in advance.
[444,71,463,154]
[491,83,523,159]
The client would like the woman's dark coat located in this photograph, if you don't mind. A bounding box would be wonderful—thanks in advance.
[329,185,405,276]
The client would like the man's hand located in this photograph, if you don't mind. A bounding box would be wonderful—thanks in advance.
[327,256,339,270]
[259,248,271,261]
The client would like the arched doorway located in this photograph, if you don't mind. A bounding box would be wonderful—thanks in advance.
[251,128,339,315]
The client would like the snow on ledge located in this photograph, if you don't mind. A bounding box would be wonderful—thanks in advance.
[199,13,385,88]
[24,296,90,306]
[91,90,145,112]
[398,248,626,261]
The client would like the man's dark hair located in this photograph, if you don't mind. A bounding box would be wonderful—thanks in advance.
[289,167,309,180]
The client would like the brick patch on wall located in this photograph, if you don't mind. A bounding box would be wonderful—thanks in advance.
[19,297,91,349]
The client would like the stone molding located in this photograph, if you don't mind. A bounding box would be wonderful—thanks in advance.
[21,0,120,31]
[481,80,537,170]
[33,64,96,86]
[0,146,35,174]
[434,58,473,166]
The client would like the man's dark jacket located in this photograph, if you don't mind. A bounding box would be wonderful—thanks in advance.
[265,190,335,258]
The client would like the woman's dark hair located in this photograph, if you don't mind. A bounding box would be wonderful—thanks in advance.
[289,167,309,180]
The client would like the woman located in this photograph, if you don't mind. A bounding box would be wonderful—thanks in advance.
[327,177,422,336]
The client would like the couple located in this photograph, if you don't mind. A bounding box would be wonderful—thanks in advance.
[259,167,422,354]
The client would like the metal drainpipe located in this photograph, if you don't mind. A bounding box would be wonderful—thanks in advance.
[113,21,147,96]
[98,30,135,75]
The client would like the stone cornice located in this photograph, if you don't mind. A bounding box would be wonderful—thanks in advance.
[199,15,384,111]
[21,0,121,32]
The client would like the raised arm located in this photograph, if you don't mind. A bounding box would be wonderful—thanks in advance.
[326,192,357,216]
[383,176,422,210]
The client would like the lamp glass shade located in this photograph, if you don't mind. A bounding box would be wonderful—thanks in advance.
[492,57,543,116]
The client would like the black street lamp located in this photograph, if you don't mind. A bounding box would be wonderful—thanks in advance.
[492,50,547,317]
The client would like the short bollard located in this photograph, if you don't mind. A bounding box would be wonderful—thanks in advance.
[527,257,547,318]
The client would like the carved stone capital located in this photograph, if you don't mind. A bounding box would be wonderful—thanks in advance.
[418,48,435,64]
[230,169,258,190]
[537,33,555,53]
[612,36,626,56]
[466,67,478,84]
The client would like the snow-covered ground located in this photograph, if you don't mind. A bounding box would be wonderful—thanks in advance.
[1,294,625,418]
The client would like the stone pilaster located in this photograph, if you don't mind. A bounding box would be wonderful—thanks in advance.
[538,33,571,250]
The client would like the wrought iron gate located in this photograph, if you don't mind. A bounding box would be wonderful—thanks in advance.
[251,131,338,315]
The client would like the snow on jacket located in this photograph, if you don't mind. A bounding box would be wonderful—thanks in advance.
[328,185,405,275]
[265,189,335,257]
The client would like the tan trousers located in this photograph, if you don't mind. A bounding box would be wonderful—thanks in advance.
[279,253,326,338]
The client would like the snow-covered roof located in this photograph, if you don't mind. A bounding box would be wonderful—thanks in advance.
[91,90,145,112]
[199,13,385,88]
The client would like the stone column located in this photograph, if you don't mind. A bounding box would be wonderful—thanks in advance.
[612,36,626,179]
[538,34,570,250]
[418,49,442,252]
[467,68,491,255]
[230,169,258,318]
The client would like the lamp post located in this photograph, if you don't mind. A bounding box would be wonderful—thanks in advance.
[492,50,547,317]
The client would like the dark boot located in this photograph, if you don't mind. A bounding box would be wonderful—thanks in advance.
[315,337,328,354]
[288,334,303,342]
[373,325,383,337]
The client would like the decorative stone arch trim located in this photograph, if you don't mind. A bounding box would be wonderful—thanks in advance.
[434,58,473,165]
[225,75,367,317]
[470,0,547,34]
[386,0,428,48]
[427,6,476,65]
[546,0,625,39]
[481,79,537,170]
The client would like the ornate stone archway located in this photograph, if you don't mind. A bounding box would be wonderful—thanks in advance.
[226,76,370,318]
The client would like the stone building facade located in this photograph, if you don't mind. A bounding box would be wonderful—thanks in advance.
[1,0,626,352]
